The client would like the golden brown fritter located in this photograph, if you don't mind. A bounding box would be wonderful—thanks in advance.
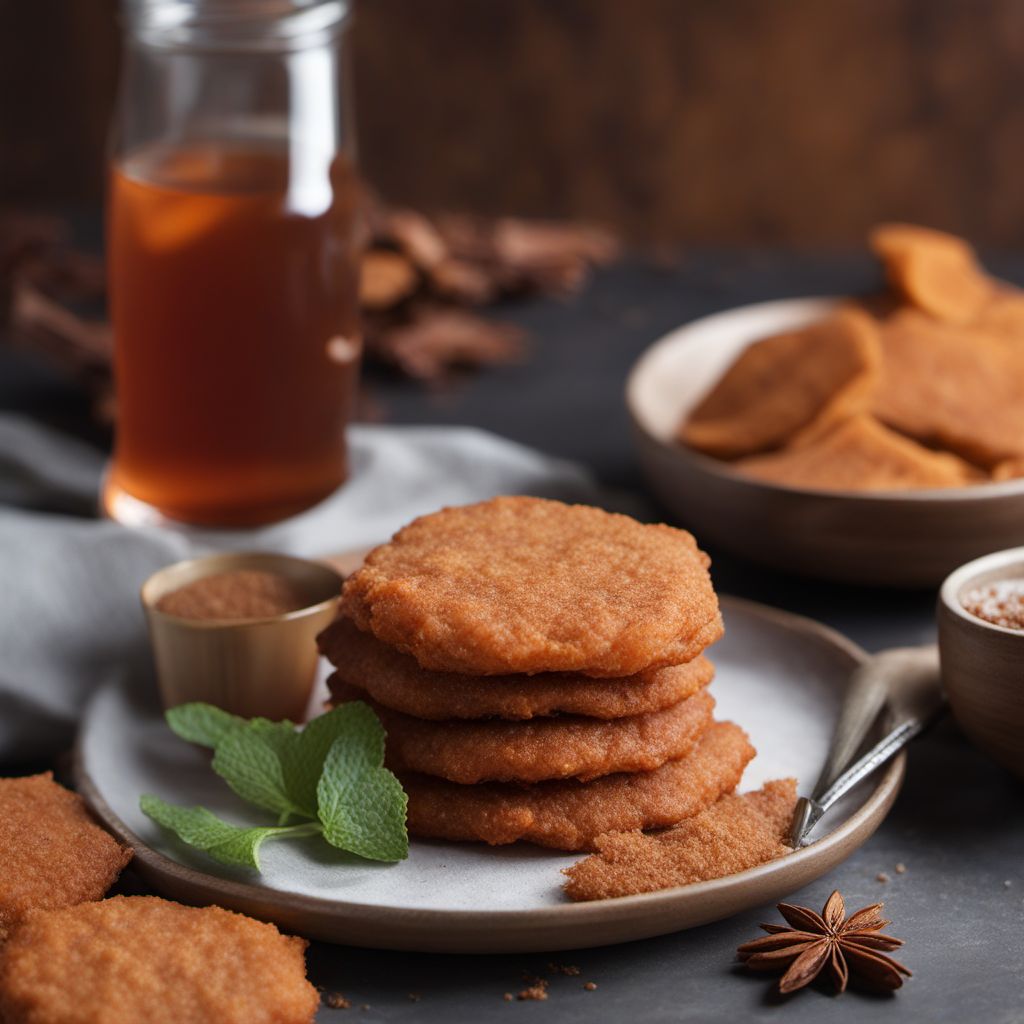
[678,308,881,459]
[319,616,716,720]
[872,309,1024,466]
[971,289,1024,341]
[341,497,722,678]
[335,682,715,784]
[401,721,755,850]
[993,456,1024,481]
[735,414,978,491]
[562,778,797,901]
[870,222,993,323]
[0,774,132,941]
[677,227,1024,492]
[0,896,319,1024]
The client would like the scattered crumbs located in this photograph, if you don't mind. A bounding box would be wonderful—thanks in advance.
[1004,880,1013,889]
[547,962,581,976]
[359,1005,371,1012]
[408,992,422,1002]
[503,993,514,1002]
[584,981,598,992]
[876,872,890,883]
[517,980,549,1002]
[894,862,907,875]
[325,992,351,1010]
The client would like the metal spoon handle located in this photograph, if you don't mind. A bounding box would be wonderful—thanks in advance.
[813,660,889,793]
[818,719,922,811]
[791,713,938,841]
[787,645,943,848]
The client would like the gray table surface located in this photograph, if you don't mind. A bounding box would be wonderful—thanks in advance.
[5,247,1023,1022]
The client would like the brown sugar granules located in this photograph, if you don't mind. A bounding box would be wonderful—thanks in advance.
[562,778,797,901]
[156,569,309,621]
[962,581,1024,630]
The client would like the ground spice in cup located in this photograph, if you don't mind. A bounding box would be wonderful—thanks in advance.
[962,580,1024,630]
[156,570,310,621]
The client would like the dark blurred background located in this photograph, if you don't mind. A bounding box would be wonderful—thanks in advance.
[5,0,1024,245]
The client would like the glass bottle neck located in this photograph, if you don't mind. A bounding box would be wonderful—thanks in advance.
[122,0,349,53]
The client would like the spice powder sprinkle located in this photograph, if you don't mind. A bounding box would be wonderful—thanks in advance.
[157,570,309,621]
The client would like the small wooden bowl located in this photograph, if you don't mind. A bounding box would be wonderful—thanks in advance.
[626,297,1024,587]
[141,552,341,722]
[938,548,1024,780]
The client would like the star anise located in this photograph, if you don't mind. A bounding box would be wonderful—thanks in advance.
[737,890,911,994]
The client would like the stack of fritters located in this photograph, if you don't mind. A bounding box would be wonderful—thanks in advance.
[317,496,754,852]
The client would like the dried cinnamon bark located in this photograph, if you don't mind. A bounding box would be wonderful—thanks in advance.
[0,199,617,407]
[367,307,525,380]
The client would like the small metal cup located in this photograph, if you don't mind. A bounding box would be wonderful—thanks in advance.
[141,552,342,722]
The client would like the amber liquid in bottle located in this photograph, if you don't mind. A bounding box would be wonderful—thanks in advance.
[105,143,361,527]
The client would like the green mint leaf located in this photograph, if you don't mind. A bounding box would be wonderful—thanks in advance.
[191,712,344,822]
[316,703,408,862]
[139,794,313,869]
[247,718,325,819]
[211,723,306,820]
[320,762,409,862]
[216,706,377,821]
[166,702,246,748]
[281,704,372,818]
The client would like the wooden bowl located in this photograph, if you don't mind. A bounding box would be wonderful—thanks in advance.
[938,548,1024,780]
[626,297,1024,587]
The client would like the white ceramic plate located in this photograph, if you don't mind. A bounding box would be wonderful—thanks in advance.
[626,297,1024,586]
[76,596,903,953]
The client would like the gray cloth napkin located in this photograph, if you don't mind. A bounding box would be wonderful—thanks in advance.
[0,414,613,764]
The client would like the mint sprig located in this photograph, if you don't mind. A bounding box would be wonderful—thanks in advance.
[317,703,409,862]
[142,701,408,869]
[139,795,317,870]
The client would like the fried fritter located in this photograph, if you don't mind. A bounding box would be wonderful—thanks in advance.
[401,721,755,850]
[678,308,881,459]
[993,456,1024,481]
[971,289,1024,341]
[341,497,722,678]
[0,896,319,1024]
[0,774,132,941]
[870,222,993,323]
[335,682,715,783]
[872,309,1024,466]
[562,778,797,900]
[735,414,978,491]
[319,616,716,720]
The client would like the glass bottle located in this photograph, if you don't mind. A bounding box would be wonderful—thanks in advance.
[105,0,361,527]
